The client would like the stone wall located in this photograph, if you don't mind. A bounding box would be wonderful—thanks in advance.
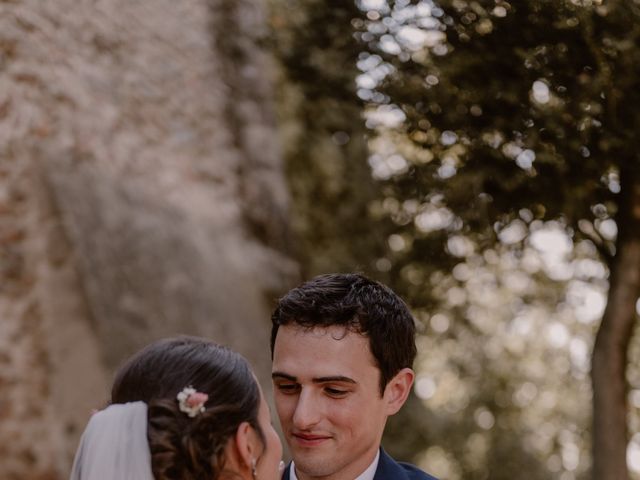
[0,1,295,478]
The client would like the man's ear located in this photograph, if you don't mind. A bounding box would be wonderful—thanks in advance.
[232,421,261,473]
[383,368,415,415]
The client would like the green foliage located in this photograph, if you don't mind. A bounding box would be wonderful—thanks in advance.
[270,0,392,277]
[272,0,640,478]
[360,0,640,266]
[357,0,640,478]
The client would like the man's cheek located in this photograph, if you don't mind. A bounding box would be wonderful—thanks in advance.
[275,399,294,422]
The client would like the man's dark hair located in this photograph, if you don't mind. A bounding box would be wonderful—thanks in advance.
[270,273,417,395]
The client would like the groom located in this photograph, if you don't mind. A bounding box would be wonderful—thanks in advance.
[270,273,438,480]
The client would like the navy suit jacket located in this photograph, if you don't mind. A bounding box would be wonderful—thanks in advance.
[281,448,438,480]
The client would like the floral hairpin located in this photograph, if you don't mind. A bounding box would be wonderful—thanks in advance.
[177,386,209,418]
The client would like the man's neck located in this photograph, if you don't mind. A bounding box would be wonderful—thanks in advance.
[290,449,380,480]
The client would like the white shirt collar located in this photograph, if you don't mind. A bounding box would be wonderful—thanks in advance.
[289,450,380,480]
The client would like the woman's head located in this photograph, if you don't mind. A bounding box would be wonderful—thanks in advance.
[111,336,282,480]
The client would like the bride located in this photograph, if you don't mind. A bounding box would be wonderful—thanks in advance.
[70,336,283,480]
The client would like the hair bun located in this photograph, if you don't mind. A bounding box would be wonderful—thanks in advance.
[147,400,219,480]
[148,399,254,480]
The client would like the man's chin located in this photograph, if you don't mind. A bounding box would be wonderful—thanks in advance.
[293,457,339,479]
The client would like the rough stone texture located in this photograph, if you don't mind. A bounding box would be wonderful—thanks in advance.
[0,0,296,478]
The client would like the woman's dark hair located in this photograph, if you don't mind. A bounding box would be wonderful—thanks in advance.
[111,336,264,480]
[271,273,417,396]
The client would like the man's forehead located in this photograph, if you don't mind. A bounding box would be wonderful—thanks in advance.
[272,324,378,375]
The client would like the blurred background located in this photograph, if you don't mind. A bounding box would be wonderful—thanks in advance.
[1,0,639,479]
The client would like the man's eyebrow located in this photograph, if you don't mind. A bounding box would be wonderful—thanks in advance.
[271,372,357,385]
[313,376,357,384]
[272,372,297,381]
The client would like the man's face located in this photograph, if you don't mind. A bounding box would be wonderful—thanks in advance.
[272,325,390,480]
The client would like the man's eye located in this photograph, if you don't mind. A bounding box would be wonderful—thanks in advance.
[325,387,348,397]
[276,383,299,393]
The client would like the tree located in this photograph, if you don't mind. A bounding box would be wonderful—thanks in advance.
[356,0,640,478]
[270,0,393,277]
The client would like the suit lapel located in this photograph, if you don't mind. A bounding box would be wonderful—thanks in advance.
[282,463,291,480]
[373,448,410,480]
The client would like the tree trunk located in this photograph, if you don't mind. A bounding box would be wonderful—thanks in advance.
[592,166,640,480]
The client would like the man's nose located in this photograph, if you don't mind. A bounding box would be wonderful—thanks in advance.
[292,389,321,430]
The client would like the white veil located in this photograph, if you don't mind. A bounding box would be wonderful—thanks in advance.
[69,402,155,480]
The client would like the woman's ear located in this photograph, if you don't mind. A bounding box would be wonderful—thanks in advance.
[233,422,261,474]
[383,368,415,416]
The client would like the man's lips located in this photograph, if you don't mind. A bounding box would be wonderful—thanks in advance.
[291,432,332,446]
